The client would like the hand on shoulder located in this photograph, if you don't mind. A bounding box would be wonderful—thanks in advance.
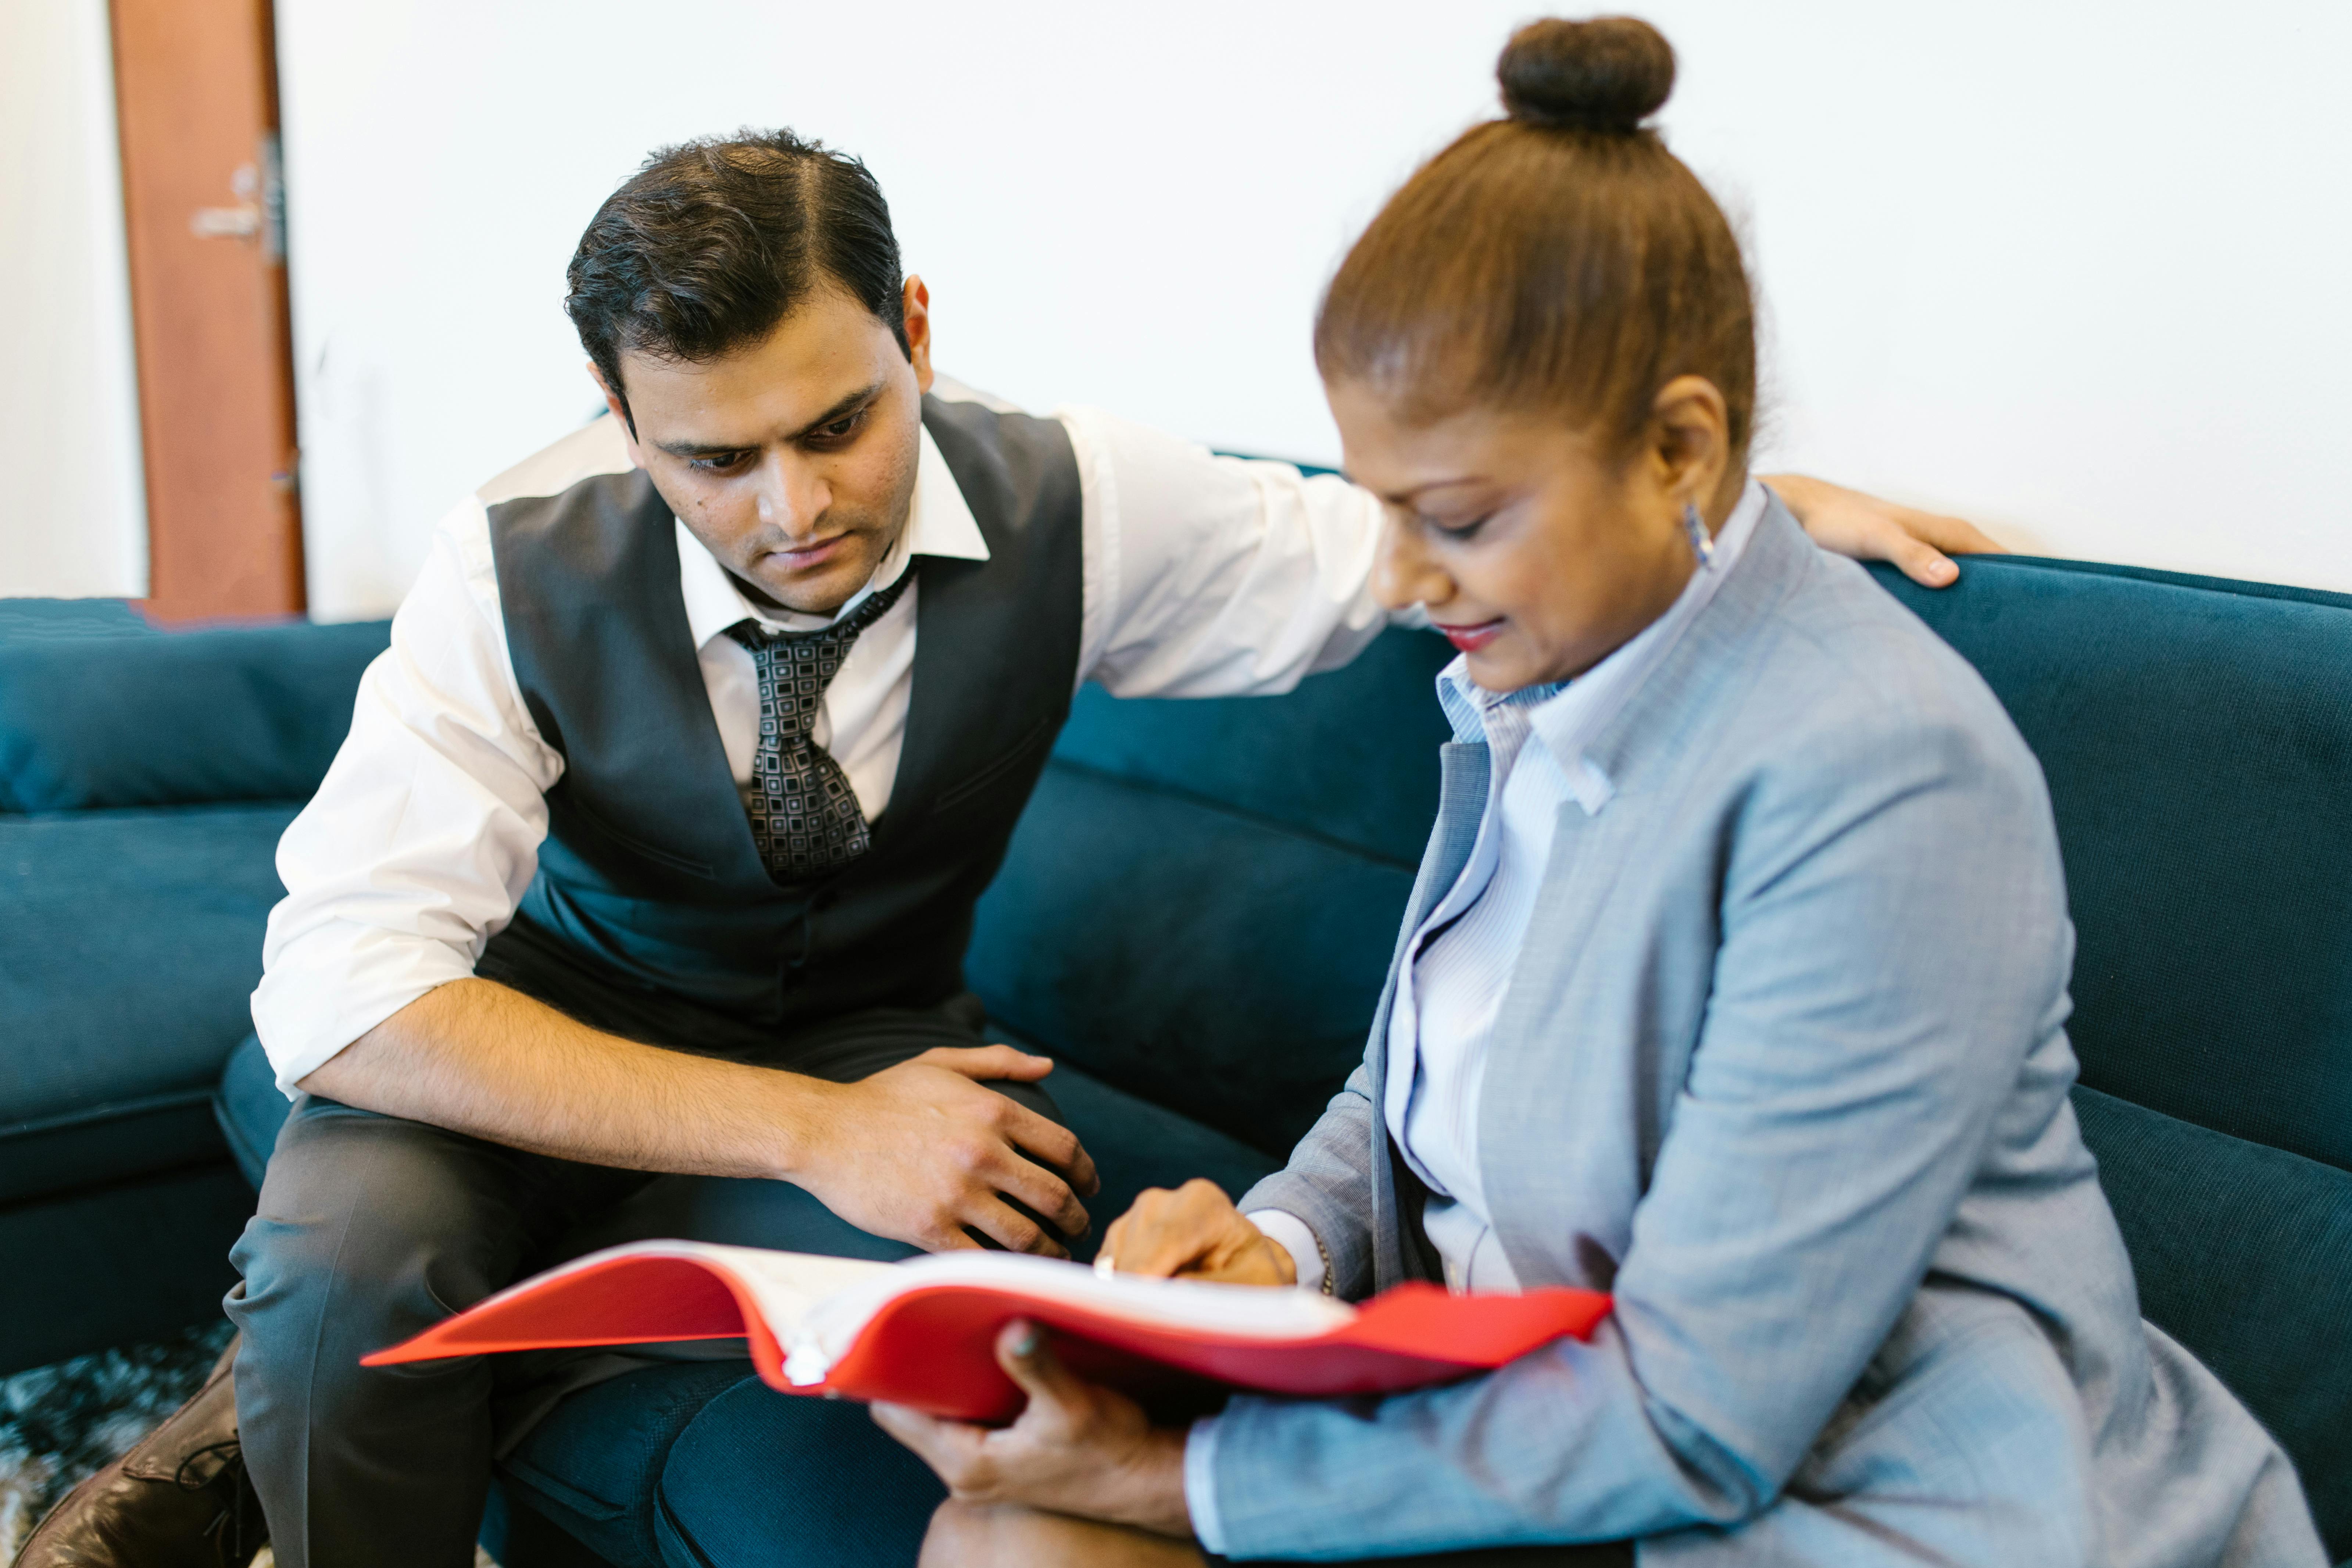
[1765,472,2002,588]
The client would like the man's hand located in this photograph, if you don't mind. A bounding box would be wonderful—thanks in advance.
[1766,473,2002,588]
[303,982,1097,1259]
[787,1046,1101,1257]
[875,1320,1193,1537]
[1098,1178,1294,1286]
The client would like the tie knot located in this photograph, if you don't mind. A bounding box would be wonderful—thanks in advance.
[725,567,914,656]
[722,565,913,883]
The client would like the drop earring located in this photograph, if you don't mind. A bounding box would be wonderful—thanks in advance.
[1682,501,1716,568]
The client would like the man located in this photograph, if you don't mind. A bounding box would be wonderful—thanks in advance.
[20,129,1988,1568]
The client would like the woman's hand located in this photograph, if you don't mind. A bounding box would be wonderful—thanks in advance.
[1765,473,2002,588]
[1100,1179,1297,1286]
[873,1321,1194,1538]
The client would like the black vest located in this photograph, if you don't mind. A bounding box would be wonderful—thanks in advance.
[482,396,1084,1038]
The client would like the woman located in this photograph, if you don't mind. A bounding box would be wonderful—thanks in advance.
[873,17,2324,1567]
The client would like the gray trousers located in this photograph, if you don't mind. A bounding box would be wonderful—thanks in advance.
[225,994,1065,1568]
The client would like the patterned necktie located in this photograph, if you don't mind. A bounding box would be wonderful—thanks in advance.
[725,569,914,882]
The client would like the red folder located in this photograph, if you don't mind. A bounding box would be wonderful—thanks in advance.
[365,1242,1613,1422]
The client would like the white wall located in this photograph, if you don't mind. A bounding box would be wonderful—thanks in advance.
[276,0,2352,619]
[2,0,148,599]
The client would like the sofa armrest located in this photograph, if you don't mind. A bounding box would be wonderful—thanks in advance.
[0,620,391,811]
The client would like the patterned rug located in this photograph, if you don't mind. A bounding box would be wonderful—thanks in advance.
[0,1322,231,1558]
[0,1322,495,1565]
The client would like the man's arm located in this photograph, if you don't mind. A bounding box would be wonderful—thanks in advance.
[303,979,1095,1255]
[1050,410,2000,705]
[1058,406,1391,699]
[258,497,1094,1256]
[252,497,562,1087]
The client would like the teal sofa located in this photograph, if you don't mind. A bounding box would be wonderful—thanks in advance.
[0,600,388,1371]
[4,550,2346,1564]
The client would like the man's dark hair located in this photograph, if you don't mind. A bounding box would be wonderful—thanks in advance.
[564,129,907,424]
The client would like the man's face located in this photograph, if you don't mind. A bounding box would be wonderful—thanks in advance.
[600,276,934,616]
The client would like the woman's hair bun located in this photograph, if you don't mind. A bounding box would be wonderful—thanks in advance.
[1498,16,1676,134]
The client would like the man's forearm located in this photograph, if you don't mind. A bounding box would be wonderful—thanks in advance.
[297,977,825,1178]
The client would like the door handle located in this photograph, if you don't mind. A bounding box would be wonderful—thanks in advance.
[187,139,283,258]
[190,203,261,239]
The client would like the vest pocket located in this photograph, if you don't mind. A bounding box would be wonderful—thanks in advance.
[930,717,1055,816]
[564,796,718,879]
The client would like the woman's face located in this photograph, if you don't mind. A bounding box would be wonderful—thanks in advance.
[1327,375,1733,693]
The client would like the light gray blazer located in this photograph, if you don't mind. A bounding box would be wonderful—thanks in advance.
[1218,500,2323,1567]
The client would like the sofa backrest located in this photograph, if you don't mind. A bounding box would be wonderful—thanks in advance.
[0,598,155,640]
[0,617,392,812]
[1867,560,2352,1175]
[968,628,1452,1154]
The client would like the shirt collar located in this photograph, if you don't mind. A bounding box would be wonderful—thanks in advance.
[676,422,990,648]
[1436,476,1772,810]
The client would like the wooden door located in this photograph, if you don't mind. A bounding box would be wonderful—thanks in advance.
[110,0,303,621]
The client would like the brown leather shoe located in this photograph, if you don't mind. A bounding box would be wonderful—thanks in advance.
[11,1336,267,1568]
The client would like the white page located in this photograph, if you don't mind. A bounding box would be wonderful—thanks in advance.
[485,1239,894,1344]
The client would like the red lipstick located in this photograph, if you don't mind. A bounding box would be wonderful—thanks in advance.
[1434,618,1504,653]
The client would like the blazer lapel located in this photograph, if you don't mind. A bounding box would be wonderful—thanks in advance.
[1368,738,1490,1290]
[1475,499,1818,1287]
[1477,792,1651,1289]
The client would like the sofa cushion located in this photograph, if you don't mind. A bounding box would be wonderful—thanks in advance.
[0,1163,252,1375]
[2072,1083,2352,1560]
[651,1372,943,1568]
[0,1089,228,1210]
[1873,561,2352,1173]
[1047,625,1453,867]
[0,620,387,811]
[496,1359,752,1568]
[0,597,155,640]
[970,628,1450,1157]
[1,804,297,1202]
[968,758,1419,1157]
[484,1481,626,1568]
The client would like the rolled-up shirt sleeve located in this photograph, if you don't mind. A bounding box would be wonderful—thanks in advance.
[1056,405,1398,697]
[249,497,564,1094]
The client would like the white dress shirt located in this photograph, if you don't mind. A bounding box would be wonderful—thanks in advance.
[251,386,1390,1092]
[1195,482,1772,1555]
